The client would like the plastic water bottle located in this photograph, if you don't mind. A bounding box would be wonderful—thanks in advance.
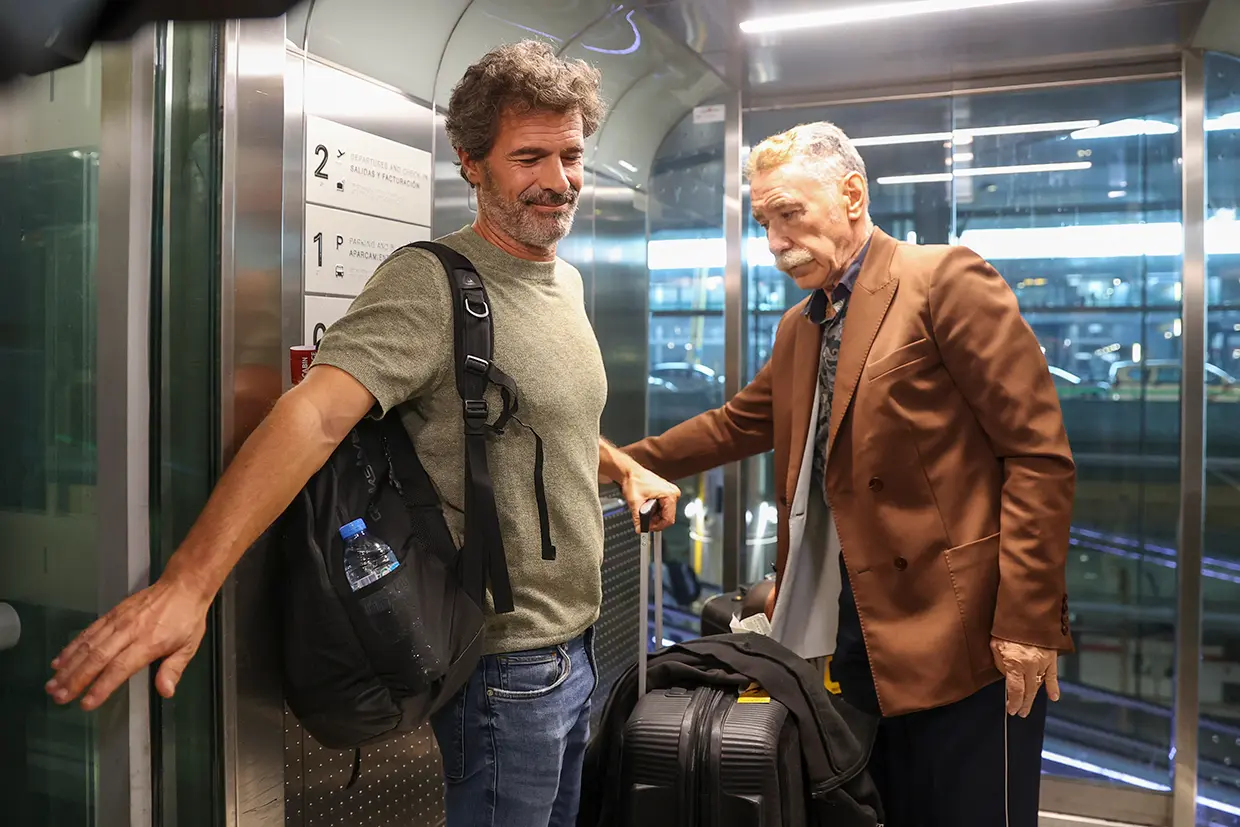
[340,519,400,592]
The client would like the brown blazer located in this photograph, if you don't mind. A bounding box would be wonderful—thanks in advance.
[625,228,1076,716]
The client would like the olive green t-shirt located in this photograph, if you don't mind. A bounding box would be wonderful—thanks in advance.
[313,226,608,655]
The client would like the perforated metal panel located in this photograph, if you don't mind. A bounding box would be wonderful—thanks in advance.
[592,495,642,728]
[283,495,639,823]
[283,708,445,827]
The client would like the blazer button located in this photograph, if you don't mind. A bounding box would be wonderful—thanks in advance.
[894,557,908,571]
[868,477,884,492]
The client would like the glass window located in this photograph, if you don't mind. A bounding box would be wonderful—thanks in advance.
[738,78,1185,795]
[0,50,102,826]
[1200,50,1240,825]
[644,104,728,633]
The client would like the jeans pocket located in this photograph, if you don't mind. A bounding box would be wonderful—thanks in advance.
[486,645,572,700]
[430,684,467,782]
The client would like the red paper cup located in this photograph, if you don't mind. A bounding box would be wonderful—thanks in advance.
[290,345,317,386]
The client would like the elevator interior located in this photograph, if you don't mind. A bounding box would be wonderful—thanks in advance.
[0,1,1239,826]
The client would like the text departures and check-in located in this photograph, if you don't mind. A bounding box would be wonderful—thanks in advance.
[302,116,432,346]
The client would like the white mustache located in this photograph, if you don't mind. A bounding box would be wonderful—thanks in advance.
[776,248,814,273]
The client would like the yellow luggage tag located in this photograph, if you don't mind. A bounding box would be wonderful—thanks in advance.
[736,655,842,703]
[737,682,771,704]
[824,655,841,695]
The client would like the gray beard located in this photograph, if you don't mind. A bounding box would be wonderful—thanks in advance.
[477,179,579,251]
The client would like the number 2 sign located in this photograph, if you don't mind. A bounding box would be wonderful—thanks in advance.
[304,116,431,227]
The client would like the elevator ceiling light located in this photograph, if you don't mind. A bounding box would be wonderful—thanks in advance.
[739,0,1076,34]
[875,172,954,185]
[851,119,1099,148]
[953,160,1092,177]
[1071,118,1179,139]
[646,214,1240,272]
[1207,112,1240,131]
[876,160,1092,185]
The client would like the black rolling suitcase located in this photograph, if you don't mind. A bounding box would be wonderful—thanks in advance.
[620,501,807,827]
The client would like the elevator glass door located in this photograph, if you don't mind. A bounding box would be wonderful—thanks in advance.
[0,48,106,827]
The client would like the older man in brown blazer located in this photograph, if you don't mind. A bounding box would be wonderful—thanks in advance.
[624,121,1076,827]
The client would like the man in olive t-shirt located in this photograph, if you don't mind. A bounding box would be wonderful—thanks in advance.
[45,41,681,827]
[313,223,611,657]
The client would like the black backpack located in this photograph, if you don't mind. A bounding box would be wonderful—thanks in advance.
[279,241,554,753]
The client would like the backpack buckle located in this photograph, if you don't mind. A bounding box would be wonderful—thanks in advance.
[464,399,488,419]
[464,355,489,375]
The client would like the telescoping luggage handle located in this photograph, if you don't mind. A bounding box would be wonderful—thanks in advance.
[637,499,664,697]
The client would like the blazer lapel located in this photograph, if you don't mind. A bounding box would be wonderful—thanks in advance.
[784,311,822,506]
[827,230,900,459]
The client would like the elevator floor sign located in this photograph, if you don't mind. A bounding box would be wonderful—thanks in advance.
[304,204,429,297]
[305,116,431,226]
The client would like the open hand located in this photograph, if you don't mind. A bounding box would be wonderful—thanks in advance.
[46,576,210,711]
[991,637,1061,717]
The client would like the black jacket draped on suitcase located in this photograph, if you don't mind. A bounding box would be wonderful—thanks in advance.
[578,634,884,827]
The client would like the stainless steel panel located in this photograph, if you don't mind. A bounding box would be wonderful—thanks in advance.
[282,46,307,361]
[219,16,289,827]
[96,27,157,827]
[280,45,446,827]
[431,109,475,239]
[1172,47,1207,827]
[746,60,1184,113]
[299,0,472,103]
[591,178,650,449]
[1191,0,1240,53]
[299,53,435,144]
[737,0,1207,99]
[434,1,611,108]
[721,0,746,594]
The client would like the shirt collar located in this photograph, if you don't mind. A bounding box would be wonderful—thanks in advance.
[804,235,872,325]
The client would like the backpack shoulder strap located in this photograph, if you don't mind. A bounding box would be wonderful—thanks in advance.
[403,240,516,614]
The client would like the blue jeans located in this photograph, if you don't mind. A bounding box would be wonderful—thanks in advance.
[430,630,597,827]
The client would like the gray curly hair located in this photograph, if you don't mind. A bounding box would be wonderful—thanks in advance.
[446,40,606,185]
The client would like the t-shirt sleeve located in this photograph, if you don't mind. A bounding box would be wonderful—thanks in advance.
[312,248,453,416]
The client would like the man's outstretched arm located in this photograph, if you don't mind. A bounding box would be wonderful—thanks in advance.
[46,365,375,711]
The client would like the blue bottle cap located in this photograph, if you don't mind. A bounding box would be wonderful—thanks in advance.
[339,519,367,541]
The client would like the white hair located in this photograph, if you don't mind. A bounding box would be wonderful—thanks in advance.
[747,121,868,184]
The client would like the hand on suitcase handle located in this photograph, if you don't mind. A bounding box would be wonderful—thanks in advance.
[617,463,679,534]
[639,499,661,534]
[637,498,664,697]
